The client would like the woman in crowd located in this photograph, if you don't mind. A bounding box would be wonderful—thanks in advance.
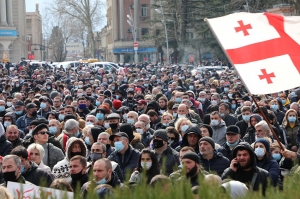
[174,118,192,136]
[281,109,299,151]
[200,124,221,149]
[27,143,51,174]
[253,138,280,187]
[269,99,285,125]
[155,112,174,129]
[166,126,181,149]
[129,149,160,185]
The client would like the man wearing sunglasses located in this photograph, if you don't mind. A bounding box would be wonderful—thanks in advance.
[32,124,64,170]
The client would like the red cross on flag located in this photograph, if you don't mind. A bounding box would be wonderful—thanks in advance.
[206,12,300,95]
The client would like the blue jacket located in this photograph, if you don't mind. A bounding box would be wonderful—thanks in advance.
[108,145,140,181]
[199,151,230,176]
[256,156,280,187]
[16,114,44,132]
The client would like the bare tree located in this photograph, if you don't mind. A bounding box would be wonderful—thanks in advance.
[48,0,105,58]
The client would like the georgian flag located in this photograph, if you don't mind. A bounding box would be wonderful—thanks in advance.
[206,12,300,95]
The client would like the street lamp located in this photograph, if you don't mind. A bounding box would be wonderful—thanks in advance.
[155,3,169,64]
[127,13,138,63]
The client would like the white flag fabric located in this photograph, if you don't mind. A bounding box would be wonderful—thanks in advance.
[206,12,300,95]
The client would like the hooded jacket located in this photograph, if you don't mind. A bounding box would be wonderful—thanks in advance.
[256,155,280,187]
[211,120,227,146]
[221,142,270,195]
[243,114,262,144]
[52,137,87,183]
[22,161,54,186]
[175,123,201,154]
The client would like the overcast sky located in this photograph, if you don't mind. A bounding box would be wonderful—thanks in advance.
[26,0,46,12]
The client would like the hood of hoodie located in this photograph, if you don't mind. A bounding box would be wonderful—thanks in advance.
[65,137,87,161]
[3,112,15,124]
[249,114,262,128]
[232,142,256,169]
[181,123,201,147]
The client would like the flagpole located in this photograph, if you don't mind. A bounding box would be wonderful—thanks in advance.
[251,95,285,150]
[205,17,285,150]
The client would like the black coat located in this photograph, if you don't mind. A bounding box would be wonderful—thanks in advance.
[70,173,89,192]
[156,146,179,176]
[199,151,230,176]
[175,123,201,154]
[0,135,12,156]
[22,161,53,186]
[223,114,238,127]
[217,141,242,161]
[235,120,249,138]
[108,145,140,181]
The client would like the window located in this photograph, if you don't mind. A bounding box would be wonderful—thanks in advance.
[141,4,148,17]
[188,32,194,39]
[141,28,149,36]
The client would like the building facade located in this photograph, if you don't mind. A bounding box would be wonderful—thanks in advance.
[101,0,157,63]
[0,0,27,63]
[26,3,43,61]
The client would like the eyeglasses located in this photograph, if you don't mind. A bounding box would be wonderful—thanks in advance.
[38,131,49,135]
[168,137,175,140]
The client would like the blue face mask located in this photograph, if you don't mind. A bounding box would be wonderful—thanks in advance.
[242,115,251,122]
[49,126,58,135]
[189,86,194,90]
[231,104,236,109]
[95,101,101,106]
[4,121,11,128]
[222,99,228,103]
[59,114,65,121]
[15,110,23,115]
[226,141,238,147]
[281,99,286,104]
[163,123,169,127]
[144,84,148,87]
[288,116,297,123]
[96,173,108,185]
[78,104,87,110]
[228,94,233,98]
[40,102,47,109]
[220,113,225,117]
[181,125,189,132]
[85,137,91,146]
[211,119,219,126]
[178,162,183,169]
[272,153,281,161]
[173,113,177,118]
[96,113,104,120]
[175,98,181,103]
[114,141,125,152]
[254,147,265,158]
[271,104,278,110]
[21,165,25,174]
[75,131,80,138]
[127,118,134,124]
[224,88,229,93]
[0,106,5,112]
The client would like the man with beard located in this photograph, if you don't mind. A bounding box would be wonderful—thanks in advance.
[221,142,270,195]
[69,155,88,192]
[16,103,43,133]
[180,152,206,187]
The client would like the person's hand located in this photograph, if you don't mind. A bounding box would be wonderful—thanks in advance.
[281,149,297,159]
[230,158,238,172]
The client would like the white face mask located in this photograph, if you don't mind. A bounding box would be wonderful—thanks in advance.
[104,123,110,128]
[178,114,186,118]
[141,161,152,170]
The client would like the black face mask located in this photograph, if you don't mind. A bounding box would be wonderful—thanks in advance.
[3,171,17,182]
[70,152,82,158]
[127,97,133,101]
[31,111,37,116]
[90,153,103,162]
[109,123,118,129]
[71,169,84,182]
[186,164,198,178]
[153,139,164,149]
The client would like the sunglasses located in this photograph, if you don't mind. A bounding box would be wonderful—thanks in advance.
[168,137,175,140]
[38,131,49,135]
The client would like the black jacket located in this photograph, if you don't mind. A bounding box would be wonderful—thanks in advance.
[22,161,54,186]
[156,146,179,176]
[10,137,24,149]
[217,140,243,161]
[201,99,211,114]
[221,142,270,195]
[199,151,230,176]
[70,173,89,192]
[223,114,238,127]
[235,120,249,138]
[175,123,201,154]
[0,135,12,156]
[108,145,140,181]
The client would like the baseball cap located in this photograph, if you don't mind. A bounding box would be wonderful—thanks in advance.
[109,132,129,141]
[26,103,37,109]
[137,100,147,105]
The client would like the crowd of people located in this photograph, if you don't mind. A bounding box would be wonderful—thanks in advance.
[0,61,299,198]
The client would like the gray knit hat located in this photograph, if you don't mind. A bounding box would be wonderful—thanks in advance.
[199,137,215,149]
[153,129,168,142]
